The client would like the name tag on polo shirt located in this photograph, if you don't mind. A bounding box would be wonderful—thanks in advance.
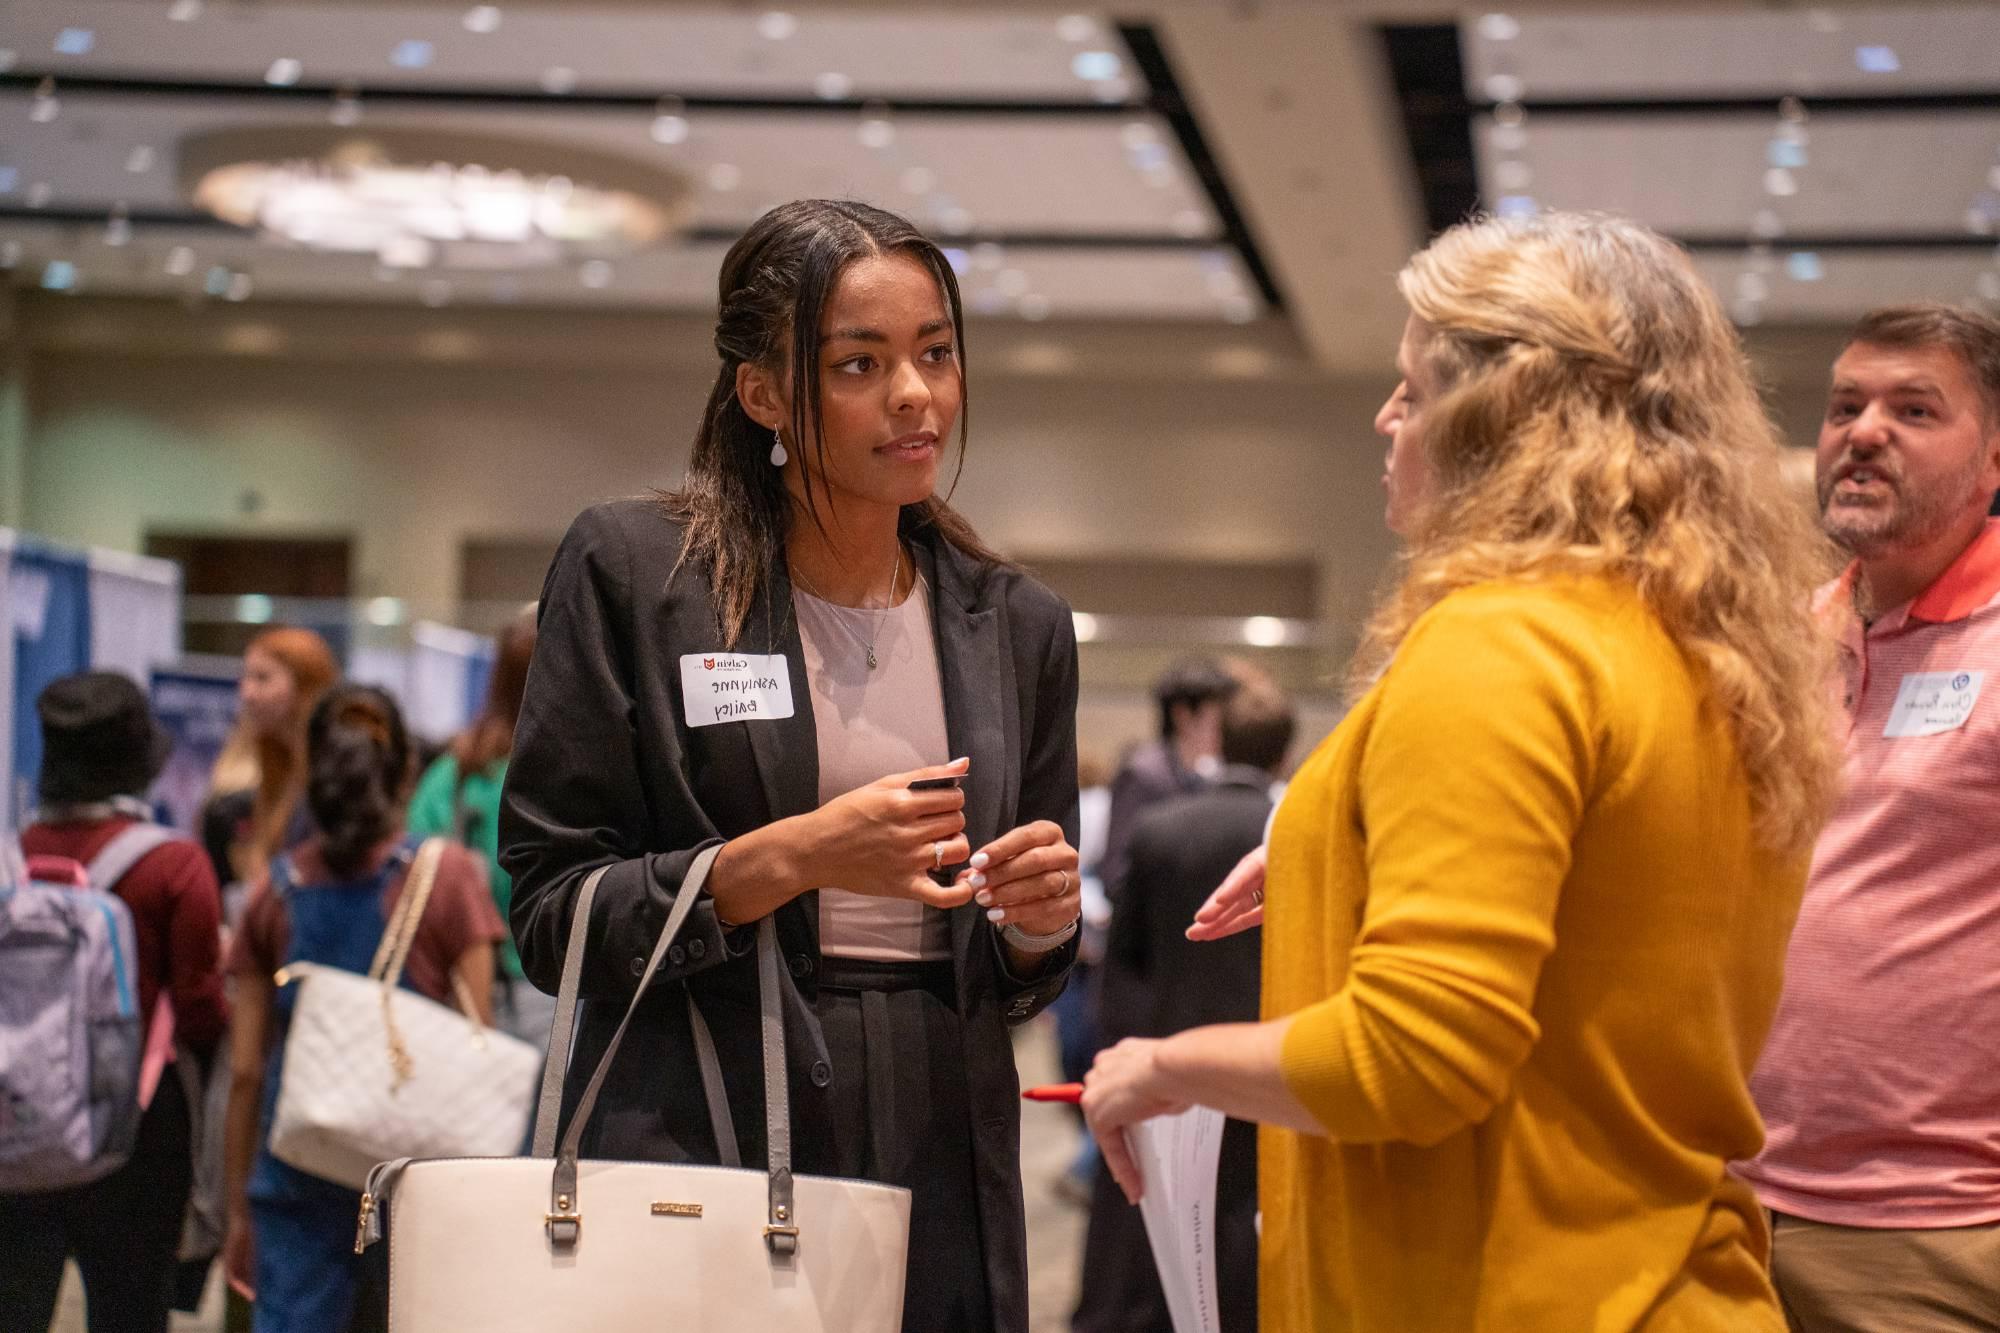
[679,652,795,727]
[1883,670,1984,739]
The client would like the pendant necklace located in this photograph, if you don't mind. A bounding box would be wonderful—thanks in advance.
[792,550,906,669]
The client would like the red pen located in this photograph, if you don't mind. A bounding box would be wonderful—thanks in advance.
[1022,1082,1083,1104]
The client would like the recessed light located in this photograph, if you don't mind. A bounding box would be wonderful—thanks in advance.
[165,246,195,276]
[1854,45,1899,74]
[651,114,690,145]
[1491,123,1527,153]
[708,163,743,191]
[1478,14,1521,42]
[1071,51,1122,81]
[858,113,894,150]
[463,6,502,35]
[759,12,798,41]
[391,40,435,70]
[1496,194,1538,219]
[1071,611,1099,642]
[1785,252,1824,282]
[1484,74,1524,103]
[126,146,156,173]
[266,58,304,87]
[105,205,131,247]
[540,67,578,94]
[31,79,59,124]
[226,272,254,302]
[54,29,95,57]
[1241,617,1289,648]
[1767,139,1807,169]
[168,0,203,21]
[1763,167,1799,197]
[1120,122,1156,150]
[814,71,854,100]
[41,260,77,291]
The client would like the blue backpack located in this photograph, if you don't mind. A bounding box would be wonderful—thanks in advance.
[0,824,176,1193]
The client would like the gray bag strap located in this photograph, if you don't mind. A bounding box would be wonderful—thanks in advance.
[84,823,177,894]
[687,1000,741,1170]
[756,917,796,1255]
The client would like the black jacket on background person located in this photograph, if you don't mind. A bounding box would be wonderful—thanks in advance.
[1076,765,1270,1333]
[499,498,1079,1333]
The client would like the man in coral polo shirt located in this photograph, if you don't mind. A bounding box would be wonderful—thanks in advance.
[1739,304,2000,1331]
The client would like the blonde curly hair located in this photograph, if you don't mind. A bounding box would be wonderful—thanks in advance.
[1356,212,1840,853]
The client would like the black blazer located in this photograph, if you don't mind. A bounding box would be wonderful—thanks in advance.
[499,499,1079,1332]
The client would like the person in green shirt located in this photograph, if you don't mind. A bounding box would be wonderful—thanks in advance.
[407,608,544,1042]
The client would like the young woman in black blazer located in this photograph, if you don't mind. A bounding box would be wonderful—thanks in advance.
[500,199,1083,1332]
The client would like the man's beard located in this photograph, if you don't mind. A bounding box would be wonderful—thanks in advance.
[1819,449,1990,557]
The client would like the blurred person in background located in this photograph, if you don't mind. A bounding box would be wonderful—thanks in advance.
[1,672,229,1333]
[221,684,501,1333]
[1075,677,1295,1333]
[202,628,339,895]
[1735,304,2000,1333]
[406,606,545,1045]
[1084,212,1842,1331]
[502,199,1081,1333]
[1097,657,1235,904]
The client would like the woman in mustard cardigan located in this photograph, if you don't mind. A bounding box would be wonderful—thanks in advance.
[1081,212,1842,1331]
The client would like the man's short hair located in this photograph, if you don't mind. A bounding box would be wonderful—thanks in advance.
[1844,304,2000,426]
[1221,681,1294,775]
[1153,657,1236,740]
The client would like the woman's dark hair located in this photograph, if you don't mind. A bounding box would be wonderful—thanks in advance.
[449,606,537,775]
[306,683,413,879]
[662,198,1008,647]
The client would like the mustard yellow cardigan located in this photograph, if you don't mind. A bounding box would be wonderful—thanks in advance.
[1260,577,1806,1332]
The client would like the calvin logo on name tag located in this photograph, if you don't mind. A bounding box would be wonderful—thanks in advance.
[679,652,795,728]
[1882,669,1983,739]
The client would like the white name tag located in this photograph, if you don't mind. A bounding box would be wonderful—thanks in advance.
[1883,670,1983,738]
[679,652,795,728]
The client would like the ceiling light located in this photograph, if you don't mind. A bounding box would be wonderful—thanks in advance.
[1484,74,1524,103]
[1071,51,1122,81]
[367,598,406,626]
[1056,15,1095,44]
[55,29,95,56]
[330,88,362,126]
[1071,611,1099,642]
[1767,139,1807,169]
[168,0,202,20]
[1121,122,1157,150]
[1763,167,1798,197]
[651,111,690,145]
[1785,251,1824,282]
[540,67,578,94]
[391,41,435,70]
[104,205,131,247]
[226,272,254,301]
[707,162,742,191]
[165,246,195,275]
[0,167,15,193]
[1493,159,1533,191]
[814,71,854,100]
[236,595,274,625]
[41,260,77,291]
[463,6,502,35]
[899,167,935,195]
[31,78,59,123]
[1854,45,1900,74]
[1241,616,1289,648]
[858,109,894,149]
[184,128,692,269]
[1494,102,1526,128]
[758,12,798,41]
[1491,123,1527,153]
[204,265,231,295]
[1478,13,1521,42]
[126,146,156,173]
[266,59,303,87]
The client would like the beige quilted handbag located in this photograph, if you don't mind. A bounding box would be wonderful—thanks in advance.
[354,846,912,1330]
[268,839,541,1190]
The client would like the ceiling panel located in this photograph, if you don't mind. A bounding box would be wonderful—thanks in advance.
[0,220,1262,323]
[0,1,1140,103]
[1461,5,2000,102]
[1690,249,2000,325]
[1474,110,2000,240]
[1,89,1219,239]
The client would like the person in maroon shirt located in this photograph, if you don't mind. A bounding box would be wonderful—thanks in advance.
[1,671,228,1333]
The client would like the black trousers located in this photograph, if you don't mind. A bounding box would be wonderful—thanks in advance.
[814,957,993,1333]
[0,1074,194,1333]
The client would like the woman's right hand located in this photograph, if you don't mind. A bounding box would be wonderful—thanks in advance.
[1186,843,1267,941]
[806,758,977,908]
[223,1207,255,1300]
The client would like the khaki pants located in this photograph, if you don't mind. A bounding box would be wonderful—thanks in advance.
[1770,1211,2000,1333]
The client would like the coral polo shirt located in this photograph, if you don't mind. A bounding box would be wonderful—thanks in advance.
[1741,518,2000,1227]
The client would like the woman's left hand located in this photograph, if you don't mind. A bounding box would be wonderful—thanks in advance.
[1082,1037,1189,1204]
[959,820,1080,936]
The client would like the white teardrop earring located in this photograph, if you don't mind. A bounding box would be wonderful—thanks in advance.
[769,429,789,468]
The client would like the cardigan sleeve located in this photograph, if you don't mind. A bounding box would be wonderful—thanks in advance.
[1279,586,1608,1145]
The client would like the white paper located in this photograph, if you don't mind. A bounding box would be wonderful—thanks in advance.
[678,652,795,728]
[1126,1105,1226,1333]
[1882,669,1983,738]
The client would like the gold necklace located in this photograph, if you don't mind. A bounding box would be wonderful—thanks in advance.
[791,551,906,669]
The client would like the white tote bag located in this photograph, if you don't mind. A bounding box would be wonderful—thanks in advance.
[269,839,541,1190]
[356,846,912,1331]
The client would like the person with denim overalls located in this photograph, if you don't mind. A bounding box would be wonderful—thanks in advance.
[219,684,502,1332]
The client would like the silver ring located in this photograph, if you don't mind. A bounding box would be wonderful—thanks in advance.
[1060,870,1073,894]
[933,842,946,871]
[1251,887,1264,907]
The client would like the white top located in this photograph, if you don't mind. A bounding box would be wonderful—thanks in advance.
[794,575,955,962]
